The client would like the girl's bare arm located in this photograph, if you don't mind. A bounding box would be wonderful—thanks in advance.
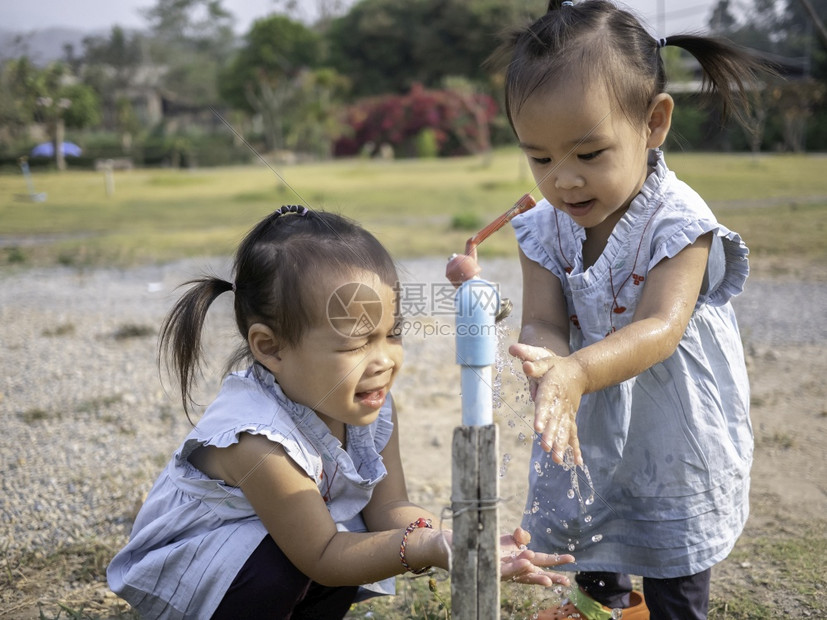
[208,432,444,587]
[516,247,572,358]
[361,405,439,531]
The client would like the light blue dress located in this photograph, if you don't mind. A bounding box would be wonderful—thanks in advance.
[512,150,753,578]
[107,363,395,619]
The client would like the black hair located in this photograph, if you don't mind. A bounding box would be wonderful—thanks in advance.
[159,208,398,416]
[492,0,774,132]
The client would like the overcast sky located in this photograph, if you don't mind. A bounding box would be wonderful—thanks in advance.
[4,0,718,36]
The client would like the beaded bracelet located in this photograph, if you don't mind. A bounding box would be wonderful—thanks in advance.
[399,518,433,574]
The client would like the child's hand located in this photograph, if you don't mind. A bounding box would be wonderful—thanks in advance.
[509,343,585,467]
[446,247,482,288]
[499,527,574,586]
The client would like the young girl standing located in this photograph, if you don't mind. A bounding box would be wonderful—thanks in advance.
[448,1,767,618]
[107,207,573,619]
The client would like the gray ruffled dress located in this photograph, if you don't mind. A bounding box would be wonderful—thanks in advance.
[512,149,753,578]
[107,363,395,618]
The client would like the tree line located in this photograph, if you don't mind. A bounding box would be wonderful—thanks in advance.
[1,0,824,170]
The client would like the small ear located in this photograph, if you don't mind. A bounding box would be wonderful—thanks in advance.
[646,93,674,149]
[248,323,282,369]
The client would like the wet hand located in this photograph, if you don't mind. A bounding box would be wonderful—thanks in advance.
[499,527,574,586]
[509,343,584,467]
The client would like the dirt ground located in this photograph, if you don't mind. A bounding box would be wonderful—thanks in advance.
[1,256,825,618]
[393,321,827,617]
[707,341,827,615]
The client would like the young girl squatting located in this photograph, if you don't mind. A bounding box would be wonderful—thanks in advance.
[448,1,769,618]
[107,207,574,619]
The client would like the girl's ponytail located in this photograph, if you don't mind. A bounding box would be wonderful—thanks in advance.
[160,276,234,419]
[663,34,775,130]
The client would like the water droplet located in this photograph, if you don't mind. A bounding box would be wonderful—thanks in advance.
[568,543,576,551]
[518,432,526,442]
[592,534,603,543]
[534,461,544,476]
[567,489,575,499]
[611,609,622,619]
[584,515,592,523]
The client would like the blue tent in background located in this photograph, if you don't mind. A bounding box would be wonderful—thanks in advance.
[30,141,82,158]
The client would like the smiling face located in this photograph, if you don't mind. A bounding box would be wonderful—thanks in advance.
[513,77,663,239]
[251,269,403,434]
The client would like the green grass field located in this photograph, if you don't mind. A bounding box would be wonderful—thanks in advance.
[1,149,826,270]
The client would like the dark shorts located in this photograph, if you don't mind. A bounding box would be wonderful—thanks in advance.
[212,535,359,620]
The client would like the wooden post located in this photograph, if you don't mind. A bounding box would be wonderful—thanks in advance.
[452,278,501,619]
[451,425,500,619]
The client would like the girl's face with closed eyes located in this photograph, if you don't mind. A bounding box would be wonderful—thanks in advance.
[512,77,668,238]
[255,269,403,434]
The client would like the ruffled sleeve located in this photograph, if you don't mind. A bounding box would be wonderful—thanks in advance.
[512,200,578,282]
[197,422,322,481]
[648,180,749,308]
[706,227,749,306]
[178,367,325,484]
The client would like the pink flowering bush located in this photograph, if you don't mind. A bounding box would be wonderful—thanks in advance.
[334,83,498,158]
